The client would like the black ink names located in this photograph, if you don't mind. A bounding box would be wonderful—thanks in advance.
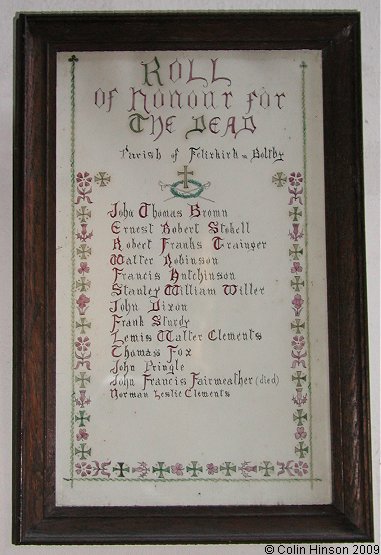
[106,199,268,402]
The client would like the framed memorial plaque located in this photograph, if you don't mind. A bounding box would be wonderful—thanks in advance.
[13,11,373,543]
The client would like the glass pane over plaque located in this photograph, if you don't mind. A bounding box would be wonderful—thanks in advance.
[56,50,331,506]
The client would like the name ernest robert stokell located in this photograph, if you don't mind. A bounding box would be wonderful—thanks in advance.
[188,146,284,164]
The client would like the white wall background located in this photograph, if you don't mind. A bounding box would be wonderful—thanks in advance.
[1,0,379,553]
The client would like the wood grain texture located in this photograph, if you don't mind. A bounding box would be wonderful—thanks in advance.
[13,11,372,544]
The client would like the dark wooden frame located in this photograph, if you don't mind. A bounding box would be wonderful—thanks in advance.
[13,11,372,544]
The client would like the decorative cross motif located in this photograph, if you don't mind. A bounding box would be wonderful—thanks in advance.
[272,172,287,187]
[76,244,92,259]
[291,319,305,335]
[76,317,91,334]
[295,441,309,458]
[76,277,91,292]
[292,371,307,388]
[75,443,91,460]
[259,461,275,477]
[289,207,303,222]
[178,165,193,189]
[293,409,308,426]
[291,276,305,292]
[219,462,237,476]
[76,206,92,222]
[289,244,303,260]
[152,462,170,479]
[94,171,111,187]
[113,462,130,477]
[186,461,203,477]
[75,410,90,427]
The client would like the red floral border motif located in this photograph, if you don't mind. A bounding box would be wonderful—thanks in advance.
[288,171,309,476]
[73,171,94,467]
